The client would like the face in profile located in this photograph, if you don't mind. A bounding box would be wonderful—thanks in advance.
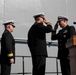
[9,24,14,32]
[59,20,66,28]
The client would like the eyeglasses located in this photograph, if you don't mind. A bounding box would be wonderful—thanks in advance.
[11,24,15,28]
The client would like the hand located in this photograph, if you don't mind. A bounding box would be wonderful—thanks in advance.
[54,21,59,30]
[44,19,51,25]
[10,58,14,64]
[44,18,50,24]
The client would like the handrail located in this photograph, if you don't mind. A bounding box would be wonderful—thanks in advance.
[10,56,61,75]
[0,38,59,75]
[0,38,58,46]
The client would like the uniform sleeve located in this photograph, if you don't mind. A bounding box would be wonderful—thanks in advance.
[51,30,58,40]
[4,33,14,59]
[37,23,53,33]
[69,26,76,36]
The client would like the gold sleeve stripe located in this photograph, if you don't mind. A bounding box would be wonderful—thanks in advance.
[8,53,13,57]
[46,22,52,25]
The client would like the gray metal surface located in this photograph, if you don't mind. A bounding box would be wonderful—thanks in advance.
[0,0,76,75]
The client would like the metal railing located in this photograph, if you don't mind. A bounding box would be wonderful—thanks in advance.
[0,38,61,75]
[11,56,60,75]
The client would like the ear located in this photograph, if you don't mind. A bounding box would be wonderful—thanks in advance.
[7,25,10,28]
[36,18,40,21]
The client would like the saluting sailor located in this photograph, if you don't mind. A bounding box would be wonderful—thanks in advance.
[28,13,52,75]
[51,16,76,75]
[1,20,15,75]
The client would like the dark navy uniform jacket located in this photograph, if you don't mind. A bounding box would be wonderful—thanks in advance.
[28,22,52,57]
[1,30,15,64]
[51,25,75,59]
